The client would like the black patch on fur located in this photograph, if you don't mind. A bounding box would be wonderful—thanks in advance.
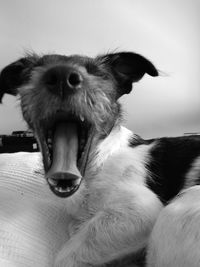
[129,134,150,147]
[146,135,200,203]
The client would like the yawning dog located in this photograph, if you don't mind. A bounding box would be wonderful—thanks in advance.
[1,52,200,267]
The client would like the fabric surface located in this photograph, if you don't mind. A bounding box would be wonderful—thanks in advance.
[0,152,69,267]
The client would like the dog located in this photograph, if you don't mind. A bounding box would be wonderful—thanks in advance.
[0,51,200,267]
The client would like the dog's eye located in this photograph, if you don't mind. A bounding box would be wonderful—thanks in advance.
[85,62,100,75]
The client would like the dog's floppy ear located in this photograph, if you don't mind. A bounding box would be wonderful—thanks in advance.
[100,52,158,97]
[0,56,37,102]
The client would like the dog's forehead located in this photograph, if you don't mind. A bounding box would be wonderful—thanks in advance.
[30,54,107,78]
[38,54,94,67]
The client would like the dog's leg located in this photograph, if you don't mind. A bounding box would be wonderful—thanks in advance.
[146,185,200,267]
[55,185,162,267]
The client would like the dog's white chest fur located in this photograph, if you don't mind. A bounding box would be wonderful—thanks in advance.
[0,127,163,267]
[61,126,156,217]
[90,126,152,186]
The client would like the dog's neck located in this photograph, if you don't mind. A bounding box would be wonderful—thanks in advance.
[87,125,133,171]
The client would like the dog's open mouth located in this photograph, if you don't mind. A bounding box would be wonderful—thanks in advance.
[36,111,93,198]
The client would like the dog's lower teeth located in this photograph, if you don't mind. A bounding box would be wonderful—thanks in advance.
[56,187,73,193]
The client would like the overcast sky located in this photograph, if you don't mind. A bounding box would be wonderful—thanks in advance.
[0,0,200,138]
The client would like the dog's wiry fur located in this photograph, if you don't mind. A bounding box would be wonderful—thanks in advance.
[1,51,200,267]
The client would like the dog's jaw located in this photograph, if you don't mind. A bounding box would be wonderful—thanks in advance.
[34,113,97,197]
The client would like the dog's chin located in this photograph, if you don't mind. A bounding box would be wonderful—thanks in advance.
[34,111,94,198]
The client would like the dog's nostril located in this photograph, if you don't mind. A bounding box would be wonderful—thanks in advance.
[67,72,82,88]
[45,72,58,86]
[43,67,64,95]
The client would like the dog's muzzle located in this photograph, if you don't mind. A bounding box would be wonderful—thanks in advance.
[31,64,97,198]
[33,65,93,198]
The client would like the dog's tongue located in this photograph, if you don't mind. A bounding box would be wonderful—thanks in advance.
[46,122,82,182]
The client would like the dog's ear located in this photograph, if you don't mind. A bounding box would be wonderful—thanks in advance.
[0,56,37,102]
[100,52,158,97]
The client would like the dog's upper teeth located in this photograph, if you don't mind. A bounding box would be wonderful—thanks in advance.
[80,115,85,122]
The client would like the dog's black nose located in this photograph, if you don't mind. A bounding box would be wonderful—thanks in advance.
[43,65,83,97]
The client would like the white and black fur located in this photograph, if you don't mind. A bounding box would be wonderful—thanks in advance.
[0,51,200,267]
